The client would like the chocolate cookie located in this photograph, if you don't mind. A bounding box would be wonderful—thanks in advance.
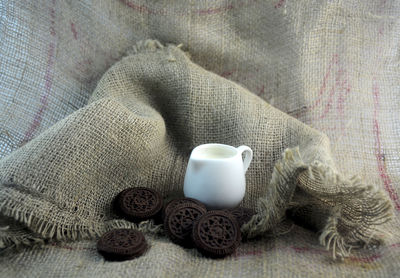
[192,210,241,258]
[116,187,163,222]
[164,202,207,247]
[225,207,256,227]
[162,198,206,220]
[97,229,147,261]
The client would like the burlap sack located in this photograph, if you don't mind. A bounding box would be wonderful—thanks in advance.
[0,39,393,262]
[1,1,399,277]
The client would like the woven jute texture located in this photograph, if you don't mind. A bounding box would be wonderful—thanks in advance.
[1,1,399,277]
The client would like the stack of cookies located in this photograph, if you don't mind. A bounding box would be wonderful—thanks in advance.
[97,187,255,261]
[163,197,255,258]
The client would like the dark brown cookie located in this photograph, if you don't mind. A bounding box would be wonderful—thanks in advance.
[164,202,207,247]
[162,198,206,220]
[192,210,241,258]
[225,207,256,227]
[116,187,163,222]
[97,229,147,261]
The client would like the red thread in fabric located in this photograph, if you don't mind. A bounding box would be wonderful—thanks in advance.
[275,0,285,9]
[197,5,234,15]
[220,70,237,78]
[22,0,56,144]
[233,249,262,259]
[121,0,255,16]
[308,54,338,110]
[70,22,78,40]
[256,85,265,96]
[372,80,400,210]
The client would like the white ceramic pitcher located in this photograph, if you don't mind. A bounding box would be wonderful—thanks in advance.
[183,143,253,209]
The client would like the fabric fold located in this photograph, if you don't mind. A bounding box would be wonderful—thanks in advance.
[0,40,393,259]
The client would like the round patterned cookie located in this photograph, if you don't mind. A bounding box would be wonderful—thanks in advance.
[225,207,256,227]
[97,229,147,261]
[162,198,206,220]
[116,187,163,222]
[164,202,207,247]
[192,210,241,258]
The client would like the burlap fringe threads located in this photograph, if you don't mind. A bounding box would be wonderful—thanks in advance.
[0,148,393,260]
[0,40,394,260]
[242,147,393,260]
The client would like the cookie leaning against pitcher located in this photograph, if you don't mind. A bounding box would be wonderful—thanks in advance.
[192,210,241,258]
[97,229,148,261]
[162,197,206,220]
[164,202,207,247]
[115,187,163,222]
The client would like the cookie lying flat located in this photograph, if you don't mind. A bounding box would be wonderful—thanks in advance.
[164,202,207,247]
[192,211,241,258]
[97,229,147,261]
[116,187,163,222]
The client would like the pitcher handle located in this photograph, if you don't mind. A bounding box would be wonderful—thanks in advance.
[237,145,253,173]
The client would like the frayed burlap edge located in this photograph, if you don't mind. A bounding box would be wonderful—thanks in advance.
[241,147,394,260]
[242,148,308,237]
[299,160,393,259]
[126,39,186,61]
[0,212,162,251]
[0,147,393,260]
[0,219,44,249]
[0,40,394,260]
[0,40,171,252]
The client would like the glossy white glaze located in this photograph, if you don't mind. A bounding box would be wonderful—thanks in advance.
[184,143,253,208]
